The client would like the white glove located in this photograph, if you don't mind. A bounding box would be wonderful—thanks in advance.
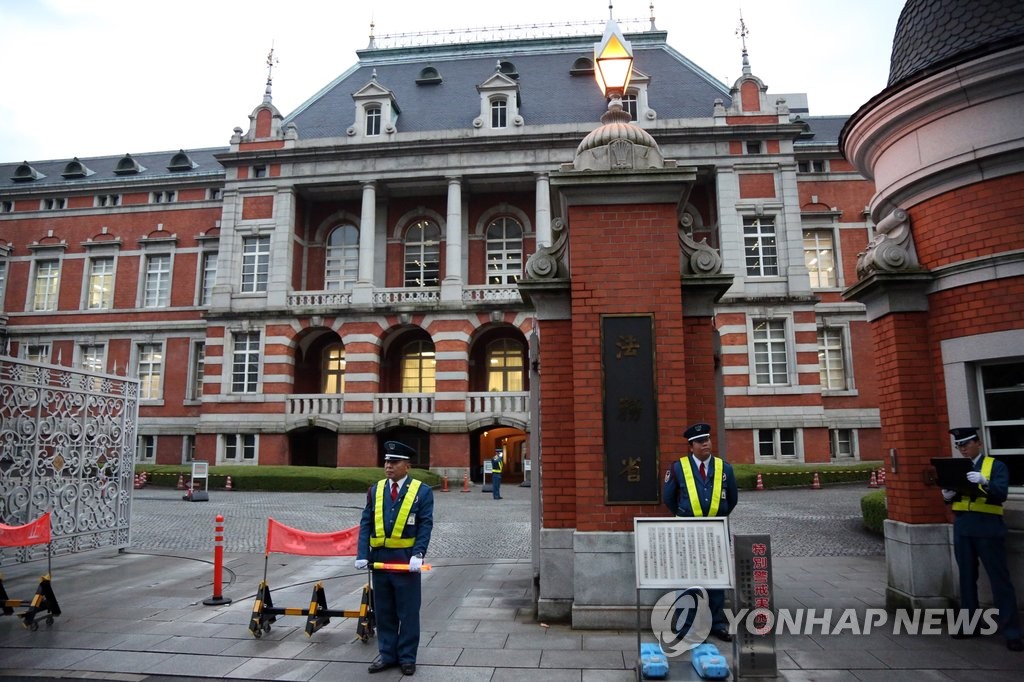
[942,489,957,502]
[408,555,422,573]
[966,471,988,486]
[354,559,368,570]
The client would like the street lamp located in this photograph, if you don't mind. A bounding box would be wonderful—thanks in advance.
[594,19,634,121]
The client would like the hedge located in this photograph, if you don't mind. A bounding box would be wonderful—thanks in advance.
[861,489,888,535]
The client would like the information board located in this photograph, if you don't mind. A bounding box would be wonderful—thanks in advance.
[633,517,734,589]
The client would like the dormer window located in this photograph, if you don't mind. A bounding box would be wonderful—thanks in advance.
[167,150,196,172]
[491,97,508,129]
[62,158,93,179]
[114,154,145,175]
[570,57,594,75]
[498,61,518,79]
[416,67,442,85]
[366,105,382,136]
[11,162,43,182]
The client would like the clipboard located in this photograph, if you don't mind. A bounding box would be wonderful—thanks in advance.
[930,457,975,495]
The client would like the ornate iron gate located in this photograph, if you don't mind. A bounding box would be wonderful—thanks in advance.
[0,356,138,566]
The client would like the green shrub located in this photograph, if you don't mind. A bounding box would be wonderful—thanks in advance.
[134,464,441,492]
[732,461,883,490]
[861,489,888,535]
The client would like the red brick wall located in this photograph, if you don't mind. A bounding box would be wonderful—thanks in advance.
[242,196,274,220]
[340,433,378,468]
[431,432,469,469]
[738,174,776,198]
[538,318,576,529]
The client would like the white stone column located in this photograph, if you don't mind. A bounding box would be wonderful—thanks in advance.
[441,177,463,302]
[535,173,552,248]
[353,181,377,305]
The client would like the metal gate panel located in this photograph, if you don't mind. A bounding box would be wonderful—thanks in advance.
[0,356,139,566]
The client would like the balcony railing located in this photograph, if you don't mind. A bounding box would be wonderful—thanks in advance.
[283,391,530,427]
[286,284,521,312]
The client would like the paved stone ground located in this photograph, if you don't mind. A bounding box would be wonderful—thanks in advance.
[129,481,883,558]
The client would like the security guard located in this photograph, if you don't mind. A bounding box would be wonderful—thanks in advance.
[356,441,434,674]
[491,449,504,500]
[663,422,738,642]
[941,427,1022,651]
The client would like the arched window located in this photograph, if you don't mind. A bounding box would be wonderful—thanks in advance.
[486,338,525,391]
[490,97,508,128]
[485,217,523,285]
[322,344,345,394]
[403,219,441,287]
[365,105,382,136]
[401,340,436,393]
[326,224,359,290]
[622,93,638,121]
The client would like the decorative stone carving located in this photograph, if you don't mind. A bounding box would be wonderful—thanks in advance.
[678,211,722,275]
[856,208,920,279]
[524,217,569,280]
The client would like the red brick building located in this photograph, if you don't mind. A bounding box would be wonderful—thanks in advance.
[842,0,1024,608]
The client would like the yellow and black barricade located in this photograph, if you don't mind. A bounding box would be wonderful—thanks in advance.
[248,518,374,641]
[0,512,60,630]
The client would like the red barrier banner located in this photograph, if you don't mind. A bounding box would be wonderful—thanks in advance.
[0,511,51,547]
[265,518,358,557]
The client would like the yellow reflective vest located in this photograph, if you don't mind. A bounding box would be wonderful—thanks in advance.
[369,478,423,548]
[678,456,723,517]
[952,456,1004,516]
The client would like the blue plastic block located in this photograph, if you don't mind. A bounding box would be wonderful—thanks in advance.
[639,642,669,679]
[691,642,729,679]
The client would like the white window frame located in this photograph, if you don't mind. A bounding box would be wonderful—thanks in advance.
[231,331,261,394]
[189,341,206,401]
[804,228,838,289]
[403,220,441,288]
[78,343,106,391]
[142,253,172,308]
[85,255,115,310]
[829,428,858,460]
[183,435,196,464]
[755,428,802,462]
[322,344,345,394]
[978,360,1024,460]
[23,343,51,363]
[241,235,270,293]
[490,96,508,129]
[621,93,638,121]
[137,342,164,401]
[221,433,258,464]
[751,317,791,386]
[365,105,382,137]
[486,338,525,392]
[138,435,156,462]
[743,216,779,277]
[325,225,359,290]
[400,340,436,393]
[485,217,523,285]
[198,251,218,305]
[817,326,848,391]
[31,258,61,311]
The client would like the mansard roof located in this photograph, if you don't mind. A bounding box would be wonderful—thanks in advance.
[0,147,225,189]
[285,31,733,139]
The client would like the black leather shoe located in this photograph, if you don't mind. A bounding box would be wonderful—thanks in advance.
[368,659,397,673]
[401,663,416,675]
[711,629,733,642]
[1008,638,1023,651]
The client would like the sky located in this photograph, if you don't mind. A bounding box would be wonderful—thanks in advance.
[0,0,906,163]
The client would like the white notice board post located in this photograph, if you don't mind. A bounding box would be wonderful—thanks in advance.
[632,517,735,678]
[481,459,492,493]
[189,461,210,502]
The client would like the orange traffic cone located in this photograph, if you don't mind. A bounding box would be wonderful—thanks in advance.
[177,474,185,490]
[442,475,449,493]
[877,468,886,486]
[461,472,471,493]
[868,471,878,488]
[755,473,764,491]
[225,476,233,491]
[812,473,821,490]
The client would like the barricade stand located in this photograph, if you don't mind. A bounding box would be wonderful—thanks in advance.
[248,518,373,641]
[0,511,61,630]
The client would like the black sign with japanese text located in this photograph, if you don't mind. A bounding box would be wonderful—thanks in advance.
[601,315,659,503]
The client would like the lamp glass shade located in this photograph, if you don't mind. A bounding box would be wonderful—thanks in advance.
[594,21,634,96]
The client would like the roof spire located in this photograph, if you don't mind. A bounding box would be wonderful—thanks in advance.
[264,43,278,103]
[368,17,376,49]
[608,2,614,21]
[736,9,751,76]
[649,2,656,30]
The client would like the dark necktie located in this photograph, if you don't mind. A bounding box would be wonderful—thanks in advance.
[391,482,399,502]
[699,462,707,481]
